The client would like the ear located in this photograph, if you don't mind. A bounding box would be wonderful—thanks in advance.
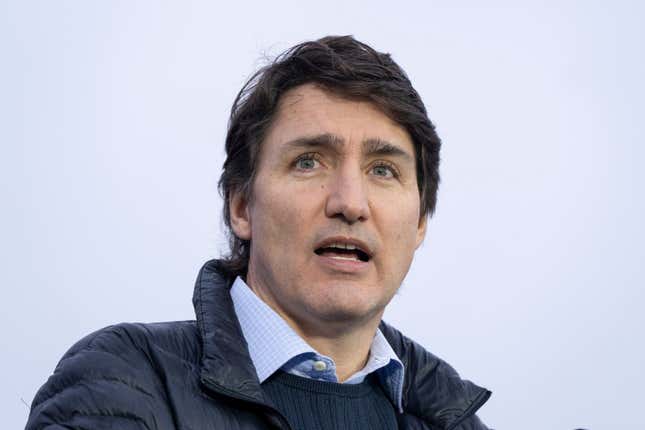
[415,214,427,249]
[229,190,252,240]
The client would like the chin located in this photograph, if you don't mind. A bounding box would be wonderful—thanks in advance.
[306,298,385,325]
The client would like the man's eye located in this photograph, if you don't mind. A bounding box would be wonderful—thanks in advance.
[371,163,396,178]
[295,156,319,170]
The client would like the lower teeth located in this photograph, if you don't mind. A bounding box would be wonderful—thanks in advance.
[329,255,358,261]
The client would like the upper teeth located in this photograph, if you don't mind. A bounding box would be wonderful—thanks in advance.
[329,243,359,251]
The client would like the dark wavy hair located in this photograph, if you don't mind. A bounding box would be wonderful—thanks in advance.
[215,35,441,280]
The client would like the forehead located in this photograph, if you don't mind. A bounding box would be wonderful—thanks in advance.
[262,83,414,157]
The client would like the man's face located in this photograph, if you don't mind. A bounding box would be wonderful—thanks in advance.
[230,84,426,333]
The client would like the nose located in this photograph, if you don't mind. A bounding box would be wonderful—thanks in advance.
[324,167,370,224]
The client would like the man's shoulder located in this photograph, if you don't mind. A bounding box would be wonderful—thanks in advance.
[27,320,203,429]
[380,321,492,430]
[59,320,201,367]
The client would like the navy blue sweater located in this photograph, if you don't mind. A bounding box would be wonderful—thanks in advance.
[263,371,398,429]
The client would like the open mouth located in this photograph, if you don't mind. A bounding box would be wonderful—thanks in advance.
[314,243,370,262]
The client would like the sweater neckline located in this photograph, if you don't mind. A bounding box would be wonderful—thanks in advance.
[264,371,382,398]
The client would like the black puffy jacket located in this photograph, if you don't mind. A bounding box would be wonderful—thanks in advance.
[26,260,492,430]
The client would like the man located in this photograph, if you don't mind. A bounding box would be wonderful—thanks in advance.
[27,36,491,429]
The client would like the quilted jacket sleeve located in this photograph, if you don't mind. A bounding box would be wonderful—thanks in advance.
[26,324,175,430]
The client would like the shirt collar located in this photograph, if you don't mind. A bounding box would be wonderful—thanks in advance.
[230,276,405,412]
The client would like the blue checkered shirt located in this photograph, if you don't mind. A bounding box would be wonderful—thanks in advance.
[230,276,405,412]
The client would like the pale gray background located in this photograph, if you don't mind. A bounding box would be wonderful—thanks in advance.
[2,1,643,429]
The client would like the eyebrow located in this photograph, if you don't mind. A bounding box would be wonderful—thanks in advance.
[283,133,344,153]
[362,138,414,163]
[283,133,414,163]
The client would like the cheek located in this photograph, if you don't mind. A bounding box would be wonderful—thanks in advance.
[381,198,422,260]
[251,182,311,247]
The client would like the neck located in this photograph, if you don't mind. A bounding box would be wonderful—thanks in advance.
[295,318,381,382]
[244,273,383,382]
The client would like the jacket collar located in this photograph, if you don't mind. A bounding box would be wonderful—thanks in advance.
[192,259,491,429]
[379,321,492,428]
